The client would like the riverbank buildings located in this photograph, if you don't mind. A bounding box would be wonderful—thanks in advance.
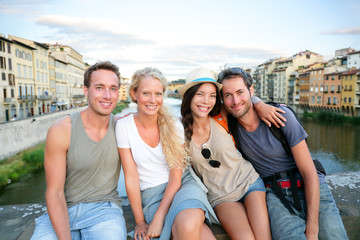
[252,48,360,116]
[0,34,87,122]
[1,33,360,122]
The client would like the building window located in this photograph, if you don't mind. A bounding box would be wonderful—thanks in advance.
[2,72,6,80]
[344,97,347,103]
[7,43,11,53]
[8,58,12,70]
[17,64,21,76]
[0,56,6,69]
[8,74,15,86]
[0,41,5,52]
[11,89,14,97]
[317,96,321,103]
[23,65,27,78]
[29,66,32,78]
[338,85,341,91]
[349,98,352,103]
[18,84,22,96]
[328,97,331,104]
[331,85,335,91]
[333,97,337,104]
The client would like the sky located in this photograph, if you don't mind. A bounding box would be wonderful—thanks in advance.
[0,0,359,81]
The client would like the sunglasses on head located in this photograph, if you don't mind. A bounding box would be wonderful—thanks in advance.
[201,144,221,168]
[217,67,249,84]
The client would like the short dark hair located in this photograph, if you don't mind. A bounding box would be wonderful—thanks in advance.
[217,67,253,90]
[84,61,121,88]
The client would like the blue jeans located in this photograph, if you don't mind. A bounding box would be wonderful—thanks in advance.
[266,182,348,240]
[239,177,266,202]
[31,201,127,240]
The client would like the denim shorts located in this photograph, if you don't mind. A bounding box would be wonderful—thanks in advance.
[31,201,127,240]
[239,177,266,202]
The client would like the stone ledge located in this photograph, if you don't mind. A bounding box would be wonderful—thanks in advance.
[1,171,359,239]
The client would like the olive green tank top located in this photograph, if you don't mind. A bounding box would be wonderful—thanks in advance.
[190,118,259,207]
[65,112,122,207]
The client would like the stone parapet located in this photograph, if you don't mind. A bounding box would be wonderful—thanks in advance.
[0,106,87,161]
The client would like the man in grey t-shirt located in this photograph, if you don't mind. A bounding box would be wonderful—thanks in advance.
[217,67,347,240]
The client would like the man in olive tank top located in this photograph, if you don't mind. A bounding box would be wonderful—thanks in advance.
[31,61,127,240]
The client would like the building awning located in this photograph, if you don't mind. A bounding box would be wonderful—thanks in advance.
[56,101,69,106]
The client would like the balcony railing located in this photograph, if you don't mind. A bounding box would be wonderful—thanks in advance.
[4,98,14,103]
[18,95,36,101]
[38,95,51,100]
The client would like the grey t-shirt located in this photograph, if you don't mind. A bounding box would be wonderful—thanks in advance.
[236,106,325,183]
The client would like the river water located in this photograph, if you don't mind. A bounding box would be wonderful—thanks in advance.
[0,98,359,205]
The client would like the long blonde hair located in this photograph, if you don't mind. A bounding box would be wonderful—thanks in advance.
[130,67,188,169]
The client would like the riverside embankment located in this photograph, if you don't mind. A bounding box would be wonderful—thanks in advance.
[1,171,359,240]
[0,106,87,161]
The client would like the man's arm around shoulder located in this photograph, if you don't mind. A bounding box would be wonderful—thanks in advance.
[45,116,72,240]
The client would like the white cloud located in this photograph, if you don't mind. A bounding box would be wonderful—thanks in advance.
[0,0,53,16]
[323,27,360,35]
[36,15,154,45]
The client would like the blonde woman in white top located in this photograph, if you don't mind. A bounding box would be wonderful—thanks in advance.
[116,67,218,240]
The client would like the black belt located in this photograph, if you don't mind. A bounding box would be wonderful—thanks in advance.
[263,168,302,215]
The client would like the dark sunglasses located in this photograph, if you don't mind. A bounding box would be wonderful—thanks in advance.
[201,145,221,168]
[217,67,249,84]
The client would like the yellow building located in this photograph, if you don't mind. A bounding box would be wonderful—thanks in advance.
[9,35,52,114]
[48,55,56,107]
[119,77,130,101]
[341,68,360,116]
[167,82,184,92]
[11,39,37,118]
[49,44,85,107]
[53,58,69,110]
[356,72,360,115]
[0,35,16,122]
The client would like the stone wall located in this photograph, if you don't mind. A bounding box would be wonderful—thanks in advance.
[0,107,87,161]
